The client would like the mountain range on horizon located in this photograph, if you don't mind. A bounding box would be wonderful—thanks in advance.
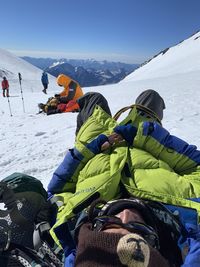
[0,30,199,93]
[21,57,139,87]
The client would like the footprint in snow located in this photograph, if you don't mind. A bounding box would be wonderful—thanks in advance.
[35,132,46,136]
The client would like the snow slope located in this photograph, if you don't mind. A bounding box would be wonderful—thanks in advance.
[0,48,55,93]
[1,31,200,190]
[123,31,200,81]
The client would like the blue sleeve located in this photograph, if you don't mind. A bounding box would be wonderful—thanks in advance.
[173,203,200,267]
[64,250,76,267]
[134,121,200,172]
[182,236,200,267]
[54,221,76,263]
[47,134,109,195]
[47,149,82,194]
[143,122,200,164]
[165,201,200,266]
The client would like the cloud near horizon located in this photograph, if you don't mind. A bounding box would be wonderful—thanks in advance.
[8,48,147,64]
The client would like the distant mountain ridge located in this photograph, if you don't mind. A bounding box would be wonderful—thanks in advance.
[22,57,138,87]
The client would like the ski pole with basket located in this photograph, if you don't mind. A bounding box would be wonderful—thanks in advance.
[18,73,25,113]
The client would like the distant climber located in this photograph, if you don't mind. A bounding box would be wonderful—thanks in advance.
[41,71,49,94]
[55,74,83,101]
[1,76,9,97]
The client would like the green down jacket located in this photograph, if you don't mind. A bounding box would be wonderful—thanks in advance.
[50,106,200,244]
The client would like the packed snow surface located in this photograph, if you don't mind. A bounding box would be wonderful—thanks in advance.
[1,31,200,190]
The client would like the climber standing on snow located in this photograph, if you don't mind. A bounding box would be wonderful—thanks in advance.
[41,71,49,94]
[1,76,9,97]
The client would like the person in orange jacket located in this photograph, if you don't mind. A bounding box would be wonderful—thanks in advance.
[2,77,9,97]
[56,74,83,101]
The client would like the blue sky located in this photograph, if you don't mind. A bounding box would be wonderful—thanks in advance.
[1,0,200,64]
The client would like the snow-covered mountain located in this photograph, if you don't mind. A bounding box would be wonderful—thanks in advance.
[22,56,138,87]
[46,62,129,86]
[0,48,55,93]
[1,30,200,188]
[123,30,200,82]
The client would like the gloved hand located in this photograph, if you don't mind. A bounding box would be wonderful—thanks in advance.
[86,134,109,154]
[114,124,137,146]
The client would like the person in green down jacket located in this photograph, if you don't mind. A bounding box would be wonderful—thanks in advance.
[47,89,200,266]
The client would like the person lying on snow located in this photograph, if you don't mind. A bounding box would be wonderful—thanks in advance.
[47,89,200,266]
[47,89,165,195]
[38,95,80,115]
[38,72,84,115]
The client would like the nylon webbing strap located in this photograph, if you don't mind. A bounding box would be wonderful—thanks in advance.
[113,104,162,125]
[50,195,64,207]
[113,104,135,121]
[33,222,51,250]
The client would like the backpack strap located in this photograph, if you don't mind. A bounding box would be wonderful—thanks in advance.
[33,221,51,250]
[113,104,135,121]
[113,104,162,125]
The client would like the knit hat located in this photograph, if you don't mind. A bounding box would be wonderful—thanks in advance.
[135,89,165,121]
[75,223,170,267]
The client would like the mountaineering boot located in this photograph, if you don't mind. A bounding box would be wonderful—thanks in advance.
[42,89,47,94]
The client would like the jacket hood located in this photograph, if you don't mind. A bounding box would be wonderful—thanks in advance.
[75,92,112,135]
[135,89,165,121]
[56,74,72,87]
[77,92,111,115]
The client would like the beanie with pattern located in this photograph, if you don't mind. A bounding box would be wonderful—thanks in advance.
[75,223,170,267]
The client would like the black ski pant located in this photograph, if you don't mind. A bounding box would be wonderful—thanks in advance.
[2,89,9,97]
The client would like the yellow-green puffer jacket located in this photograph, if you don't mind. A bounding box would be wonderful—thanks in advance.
[50,106,200,245]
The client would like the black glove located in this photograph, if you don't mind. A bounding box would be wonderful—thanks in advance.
[114,124,137,146]
[86,134,109,154]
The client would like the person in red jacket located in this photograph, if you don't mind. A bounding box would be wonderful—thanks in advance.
[2,77,9,97]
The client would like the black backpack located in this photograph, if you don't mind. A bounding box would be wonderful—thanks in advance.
[0,172,50,250]
[0,173,64,267]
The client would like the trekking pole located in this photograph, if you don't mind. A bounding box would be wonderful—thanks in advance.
[7,96,13,117]
[18,72,25,112]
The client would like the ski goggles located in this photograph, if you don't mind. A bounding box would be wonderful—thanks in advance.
[92,215,159,249]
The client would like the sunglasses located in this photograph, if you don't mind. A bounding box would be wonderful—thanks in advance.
[92,215,159,249]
